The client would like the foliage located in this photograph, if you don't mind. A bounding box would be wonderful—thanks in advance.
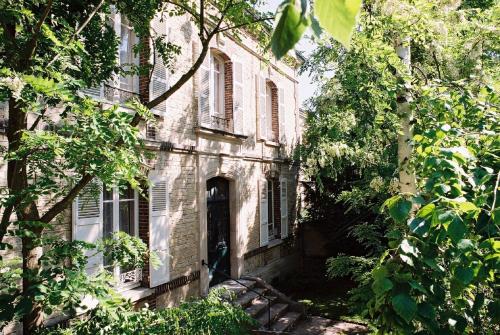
[38,289,255,335]
[0,0,272,332]
[270,0,363,59]
[368,83,499,334]
[299,0,499,333]
[0,231,152,328]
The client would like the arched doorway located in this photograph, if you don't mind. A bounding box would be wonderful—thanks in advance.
[206,177,230,286]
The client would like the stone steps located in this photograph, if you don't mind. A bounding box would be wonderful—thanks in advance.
[256,303,289,327]
[234,288,267,308]
[271,312,302,332]
[246,295,278,318]
[215,277,305,334]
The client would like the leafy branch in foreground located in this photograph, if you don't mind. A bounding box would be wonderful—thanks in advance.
[370,84,499,334]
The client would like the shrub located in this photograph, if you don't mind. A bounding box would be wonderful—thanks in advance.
[40,289,256,335]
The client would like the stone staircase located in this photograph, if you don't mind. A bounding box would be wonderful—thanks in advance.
[213,276,305,334]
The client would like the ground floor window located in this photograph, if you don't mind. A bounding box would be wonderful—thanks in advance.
[267,179,282,241]
[102,184,141,289]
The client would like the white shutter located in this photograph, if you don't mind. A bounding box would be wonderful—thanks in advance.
[73,182,103,275]
[233,60,244,135]
[150,17,169,115]
[259,75,267,140]
[149,175,170,287]
[81,86,103,98]
[198,51,211,127]
[280,178,288,238]
[279,87,286,144]
[259,179,269,247]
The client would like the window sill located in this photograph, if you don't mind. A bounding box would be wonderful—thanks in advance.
[195,126,248,141]
[259,139,281,148]
[121,286,155,302]
[267,238,284,249]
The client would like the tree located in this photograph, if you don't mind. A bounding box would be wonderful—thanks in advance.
[0,1,273,333]
[298,0,499,332]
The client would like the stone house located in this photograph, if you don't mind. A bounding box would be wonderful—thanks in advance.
[0,8,303,323]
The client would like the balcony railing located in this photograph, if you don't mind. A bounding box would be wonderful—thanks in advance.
[104,84,139,104]
[81,84,139,105]
[119,268,142,288]
[210,115,232,133]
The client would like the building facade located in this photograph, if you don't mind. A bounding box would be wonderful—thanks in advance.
[0,9,303,324]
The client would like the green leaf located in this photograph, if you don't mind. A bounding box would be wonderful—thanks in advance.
[372,277,394,295]
[417,203,435,218]
[487,300,500,324]
[314,0,362,49]
[418,302,436,319]
[447,217,467,243]
[392,293,417,323]
[383,196,412,223]
[372,266,394,295]
[409,217,429,236]
[271,1,310,60]
[455,266,474,285]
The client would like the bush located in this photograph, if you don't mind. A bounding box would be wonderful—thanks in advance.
[40,289,256,335]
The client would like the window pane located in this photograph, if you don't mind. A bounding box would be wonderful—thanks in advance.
[119,200,135,235]
[266,84,273,137]
[267,180,274,240]
[103,186,113,201]
[103,202,113,268]
[119,184,134,200]
[103,202,114,238]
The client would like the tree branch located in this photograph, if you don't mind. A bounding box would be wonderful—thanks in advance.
[22,0,53,66]
[200,0,205,39]
[146,37,212,109]
[47,0,105,67]
[40,174,93,223]
[217,16,274,33]
[432,51,442,80]
[29,107,47,131]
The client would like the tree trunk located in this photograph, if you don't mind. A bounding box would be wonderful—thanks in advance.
[395,38,416,194]
[6,98,44,334]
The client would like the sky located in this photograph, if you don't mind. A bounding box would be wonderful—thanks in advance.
[258,0,317,107]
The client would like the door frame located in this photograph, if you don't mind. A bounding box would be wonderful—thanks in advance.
[199,166,242,296]
[206,177,231,286]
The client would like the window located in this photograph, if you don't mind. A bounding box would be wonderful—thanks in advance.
[259,78,279,142]
[102,184,140,289]
[211,54,225,118]
[260,177,288,246]
[267,180,276,241]
[146,122,157,140]
[199,51,238,133]
[119,17,138,93]
[266,83,274,141]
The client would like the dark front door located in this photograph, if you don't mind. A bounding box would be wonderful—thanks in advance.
[207,177,230,286]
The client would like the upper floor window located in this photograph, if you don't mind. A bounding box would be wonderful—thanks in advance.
[258,77,286,144]
[198,49,243,135]
[81,14,139,102]
[119,17,138,93]
[211,54,225,118]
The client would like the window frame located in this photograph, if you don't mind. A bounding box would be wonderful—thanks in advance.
[102,184,140,290]
[210,53,226,118]
[118,16,139,94]
[267,179,276,241]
